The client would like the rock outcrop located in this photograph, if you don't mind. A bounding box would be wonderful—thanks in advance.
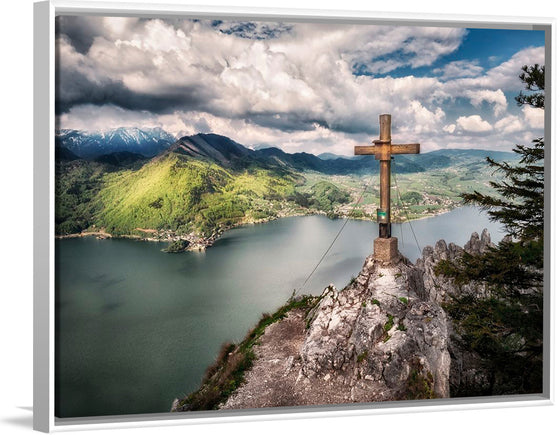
[184,230,497,410]
[408,228,494,303]
[411,229,496,396]
[299,256,449,401]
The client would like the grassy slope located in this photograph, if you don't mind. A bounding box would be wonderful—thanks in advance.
[56,152,354,237]
[56,150,515,237]
[93,153,299,236]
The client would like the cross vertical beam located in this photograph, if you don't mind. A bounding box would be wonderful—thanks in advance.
[354,114,420,262]
[378,114,392,238]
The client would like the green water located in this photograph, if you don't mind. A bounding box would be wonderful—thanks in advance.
[55,207,504,418]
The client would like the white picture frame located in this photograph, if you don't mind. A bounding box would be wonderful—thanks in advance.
[32,1,556,433]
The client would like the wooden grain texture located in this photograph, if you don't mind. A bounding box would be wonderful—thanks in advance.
[354,145,377,155]
[390,143,420,154]
[353,143,420,156]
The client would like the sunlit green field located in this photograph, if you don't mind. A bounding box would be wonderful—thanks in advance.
[297,161,506,222]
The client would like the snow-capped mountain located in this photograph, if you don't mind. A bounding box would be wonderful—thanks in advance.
[55,127,176,158]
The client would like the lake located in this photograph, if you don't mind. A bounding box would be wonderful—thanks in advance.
[55,206,505,418]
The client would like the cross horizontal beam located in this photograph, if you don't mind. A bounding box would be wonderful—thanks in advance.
[354,143,420,157]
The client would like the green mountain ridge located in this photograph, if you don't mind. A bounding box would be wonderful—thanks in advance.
[55,133,517,242]
[95,153,299,237]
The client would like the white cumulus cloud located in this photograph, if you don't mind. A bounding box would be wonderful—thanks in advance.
[433,59,484,80]
[465,89,508,116]
[456,115,493,132]
[494,115,524,134]
[523,105,545,129]
[443,124,456,134]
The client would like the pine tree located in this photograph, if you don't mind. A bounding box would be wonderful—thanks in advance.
[515,64,545,109]
[436,64,545,395]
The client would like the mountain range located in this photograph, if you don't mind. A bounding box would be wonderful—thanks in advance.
[158,133,515,174]
[55,129,516,238]
[56,128,515,175]
[55,127,176,158]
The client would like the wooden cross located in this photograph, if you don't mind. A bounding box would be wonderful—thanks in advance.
[354,114,420,239]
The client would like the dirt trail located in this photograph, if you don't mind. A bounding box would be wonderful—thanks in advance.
[222,309,307,409]
[222,307,367,409]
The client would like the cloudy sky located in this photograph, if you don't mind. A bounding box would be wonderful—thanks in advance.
[55,16,545,155]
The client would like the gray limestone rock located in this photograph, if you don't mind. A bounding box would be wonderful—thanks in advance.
[299,228,497,402]
[300,253,450,401]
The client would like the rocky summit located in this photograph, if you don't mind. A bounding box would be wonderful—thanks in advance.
[298,253,450,403]
[176,230,495,411]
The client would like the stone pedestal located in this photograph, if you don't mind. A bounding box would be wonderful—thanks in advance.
[374,237,399,263]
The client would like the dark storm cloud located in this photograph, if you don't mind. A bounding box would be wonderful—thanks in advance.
[56,16,103,54]
[328,120,377,136]
[55,58,208,115]
[246,108,379,136]
[55,15,149,53]
[244,113,324,133]
[56,81,208,115]
[243,112,376,136]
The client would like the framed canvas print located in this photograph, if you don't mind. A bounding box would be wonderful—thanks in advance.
[33,0,554,432]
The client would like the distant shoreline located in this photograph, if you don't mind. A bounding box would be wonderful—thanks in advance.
[55,205,460,250]
[54,209,319,250]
